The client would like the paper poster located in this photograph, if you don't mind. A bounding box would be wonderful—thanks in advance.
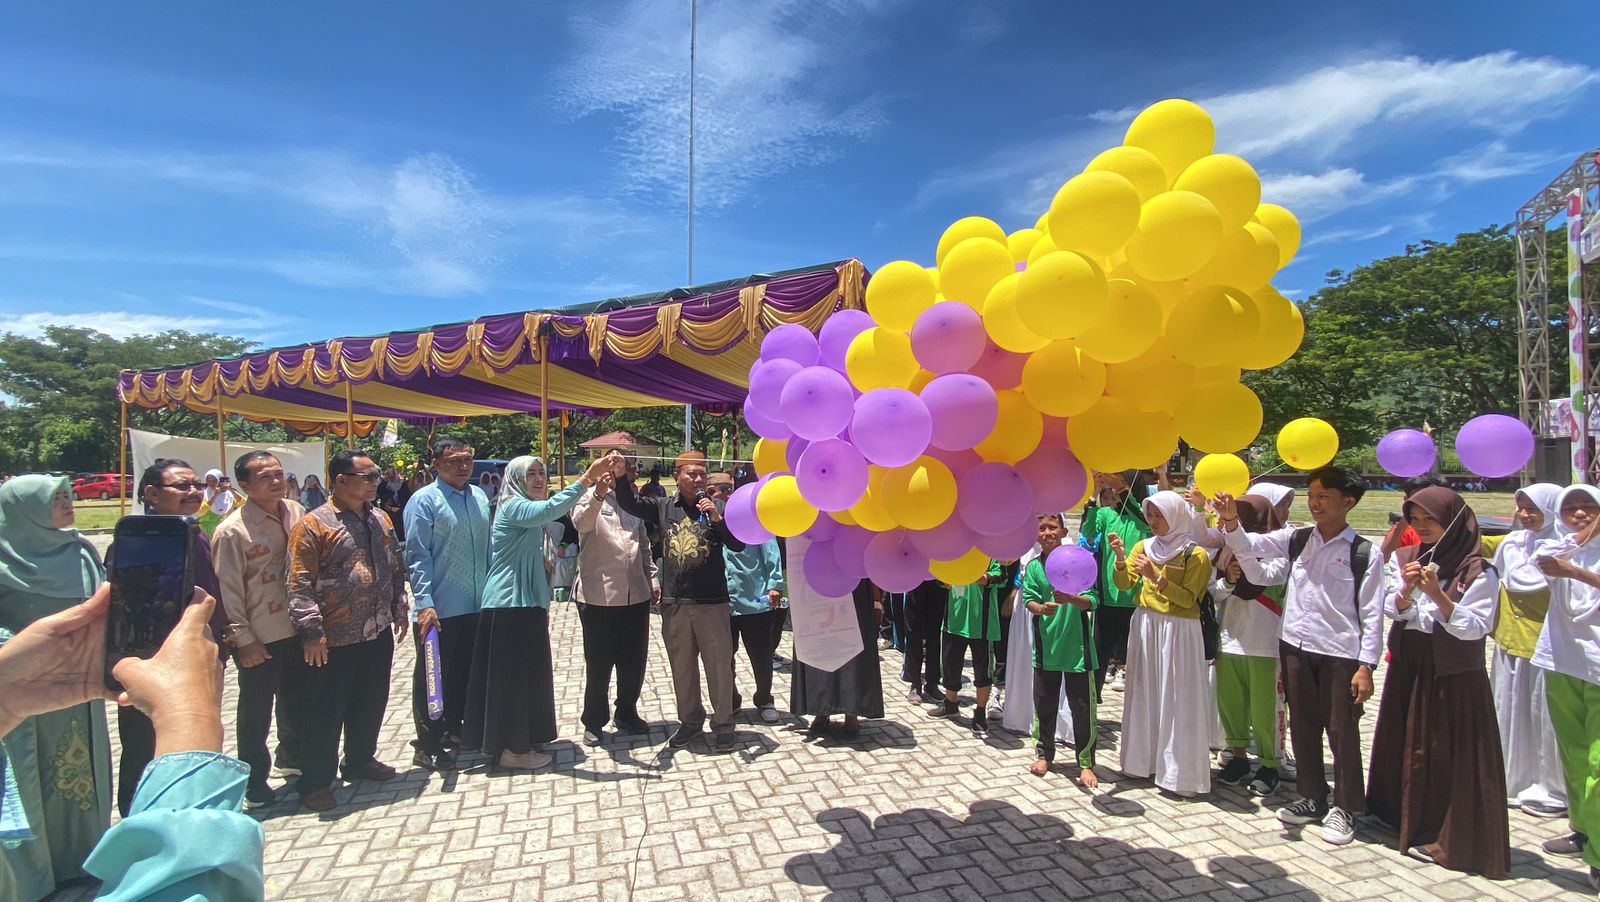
[786,535,864,673]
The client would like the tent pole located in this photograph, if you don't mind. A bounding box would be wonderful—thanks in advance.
[539,334,549,466]
[558,413,567,490]
[216,403,227,481]
[344,382,356,451]
[683,0,697,453]
[118,399,128,519]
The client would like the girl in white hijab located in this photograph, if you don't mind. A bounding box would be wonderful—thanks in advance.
[1109,491,1216,795]
[1490,483,1566,816]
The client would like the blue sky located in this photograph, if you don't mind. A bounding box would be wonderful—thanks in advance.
[0,1,1594,348]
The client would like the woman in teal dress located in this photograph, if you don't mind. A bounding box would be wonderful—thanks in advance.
[0,474,114,901]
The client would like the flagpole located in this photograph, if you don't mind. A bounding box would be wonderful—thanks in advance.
[682,0,697,453]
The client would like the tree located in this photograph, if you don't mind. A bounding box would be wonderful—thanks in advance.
[1246,225,1542,448]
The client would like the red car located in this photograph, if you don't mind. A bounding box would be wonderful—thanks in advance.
[73,474,131,500]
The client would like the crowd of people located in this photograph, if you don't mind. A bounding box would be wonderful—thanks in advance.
[8,442,1600,898]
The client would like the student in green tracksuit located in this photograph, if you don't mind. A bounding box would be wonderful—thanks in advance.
[1080,470,1153,700]
[931,561,1004,735]
[1022,513,1098,787]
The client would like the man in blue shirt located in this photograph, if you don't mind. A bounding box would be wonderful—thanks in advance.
[403,438,491,772]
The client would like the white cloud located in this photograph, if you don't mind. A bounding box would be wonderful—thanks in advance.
[0,292,299,341]
[1302,223,1395,248]
[553,0,888,210]
[1258,168,1418,223]
[1437,140,1575,185]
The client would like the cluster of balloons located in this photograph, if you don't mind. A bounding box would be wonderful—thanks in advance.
[729,97,1309,596]
[1191,417,1340,498]
[1378,415,1535,479]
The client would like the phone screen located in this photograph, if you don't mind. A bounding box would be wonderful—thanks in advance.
[106,518,193,687]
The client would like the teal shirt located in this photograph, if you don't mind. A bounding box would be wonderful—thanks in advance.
[944,574,1002,641]
[725,540,785,616]
[403,482,492,620]
[78,751,265,901]
[1022,557,1098,672]
[482,482,586,610]
[1080,503,1151,609]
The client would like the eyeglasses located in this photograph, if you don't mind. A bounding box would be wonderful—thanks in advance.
[159,482,205,493]
[437,457,474,469]
[340,472,382,483]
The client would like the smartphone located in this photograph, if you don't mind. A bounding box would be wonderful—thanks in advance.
[1388,512,1403,526]
[105,515,196,691]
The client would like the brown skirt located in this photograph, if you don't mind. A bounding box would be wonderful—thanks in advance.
[1367,629,1509,878]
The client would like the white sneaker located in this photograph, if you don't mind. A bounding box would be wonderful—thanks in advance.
[1111,672,1126,692]
[759,706,780,724]
[272,765,302,780]
[499,749,553,771]
[1320,806,1356,845]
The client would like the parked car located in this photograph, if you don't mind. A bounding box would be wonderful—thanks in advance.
[73,473,131,501]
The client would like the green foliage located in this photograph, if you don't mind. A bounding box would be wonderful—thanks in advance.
[38,418,113,472]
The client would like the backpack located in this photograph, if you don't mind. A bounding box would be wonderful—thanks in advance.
[1285,527,1374,652]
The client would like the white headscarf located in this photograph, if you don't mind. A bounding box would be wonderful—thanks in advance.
[1251,482,1294,519]
[203,468,224,503]
[1499,483,1562,595]
[1537,484,1600,562]
[1142,490,1196,565]
[496,456,547,509]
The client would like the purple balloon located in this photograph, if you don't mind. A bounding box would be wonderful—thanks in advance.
[850,389,934,468]
[958,463,1035,536]
[725,482,774,545]
[749,358,803,414]
[779,366,856,441]
[909,518,977,561]
[1045,546,1097,594]
[911,301,987,376]
[1375,429,1436,478]
[864,529,930,593]
[743,395,792,440]
[795,439,870,512]
[805,515,840,544]
[921,374,999,451]
[1016,445,1089,513]
[975,516,1039,561]
[1456,415,1535,478]
[818,309,875,372]
[971,339,1027,390]
[831,525,873,578]
[785,437,811,473]
[761,323,820,366]
[927,447,983,483]
[803,539,859,597]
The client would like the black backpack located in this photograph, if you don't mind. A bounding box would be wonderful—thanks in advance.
[1285,527,1374,653]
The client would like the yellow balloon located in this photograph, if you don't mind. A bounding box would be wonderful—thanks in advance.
[755,475,818,537]
[1021,341,1105,417]
[1173,154,1261,231]
[982,273,1050,354]
[940,237,1014,309]
[1124,99,1215,186]
[1068,475,1094,512]
[1026,233,1059,263]
[1193,453,1251,498]
[848,469,898,532]
[1252,203,1302,269]
[864,260,936,332]
[937,216,1007,268]
[881,456,958,531]
[1190,223,1280,291]
[1104,341,1193,413]
[1124,191,1224,283]
[1067,396,1145,472]
[1277,417,1339,470]
[1007,228,1044,264]
[1045,171,1142,259]
[1237,286,1305,370]
[1034,211,1050,233]
[845,327,917,391]
[1085,145,1168,203]
[753,438,788,477]
[1076,279,1161,364]
[1015,251,1109,339]
[1166,286,1260,367]
[926,266,941,293]
[1193,362,1242,384]
[1174,381,1263,453]
[908,368,937,393]
[974,389,1043,464]
[1138,409,1182,469]
[930,547,990,585]
[829,507,858,526]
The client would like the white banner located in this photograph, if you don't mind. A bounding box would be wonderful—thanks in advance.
[128,429,325,497]
[785,534,864,673]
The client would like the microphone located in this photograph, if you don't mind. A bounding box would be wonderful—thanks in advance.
[694,490,710,524]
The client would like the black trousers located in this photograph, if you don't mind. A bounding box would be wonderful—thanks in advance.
[116,707,156,818]
[578,602,650,733]
[297,633,394,795]
[731,609,778,708]
[412,613,477,755]
[903,592,945,693]
[235,636,304,790]
[769,605,787,655]
[995,615,1011,685]
[1034,668,1095,766]
[1281,642,1366,813]
[941,635,993,692]
[1093,605,1135,697]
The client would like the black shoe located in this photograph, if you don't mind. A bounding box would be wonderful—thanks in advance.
[1248,766,1280,797]
[971,711,989,735]
[613,715,650,736]
[243,784,277,810]
[412,749,457,772]
[921,688,944,704]
[1544,831,1589,858]
[806,715,831,736]
[732,693,744,714]
[928,700,958,719]
[1218,757,1252,785]
[713,732,737,754]
[669,725,701,749]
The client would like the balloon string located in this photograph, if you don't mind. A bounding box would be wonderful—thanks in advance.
[1416,503,1472,568]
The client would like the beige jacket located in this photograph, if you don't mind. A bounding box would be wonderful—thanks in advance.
[570,487,656,606]
[213,497,306,647]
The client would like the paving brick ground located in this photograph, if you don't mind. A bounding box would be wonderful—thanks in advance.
[51,592,1598,901]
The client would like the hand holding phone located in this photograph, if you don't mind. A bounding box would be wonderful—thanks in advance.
[105,515,196,691]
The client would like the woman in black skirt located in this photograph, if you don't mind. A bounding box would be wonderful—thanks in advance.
[791,580,886,737]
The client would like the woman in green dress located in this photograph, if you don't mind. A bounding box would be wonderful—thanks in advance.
[0,474,113,902]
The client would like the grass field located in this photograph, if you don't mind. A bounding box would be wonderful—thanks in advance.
[72,499,127,531]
